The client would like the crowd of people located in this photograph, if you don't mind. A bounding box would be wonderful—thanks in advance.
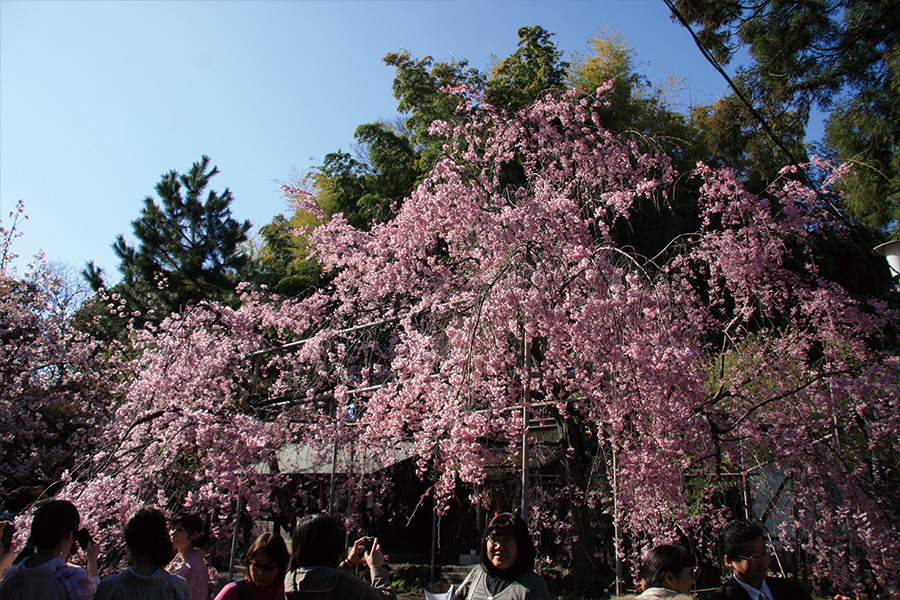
[0,501,832,600]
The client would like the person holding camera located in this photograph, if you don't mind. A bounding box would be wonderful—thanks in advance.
[284,514,396,600]
[0,499,99,600]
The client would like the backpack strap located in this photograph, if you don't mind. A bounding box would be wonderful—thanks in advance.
[235,578,251,600]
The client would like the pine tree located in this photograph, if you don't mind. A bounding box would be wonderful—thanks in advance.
[83,155,252,328]
[673,0,900,235]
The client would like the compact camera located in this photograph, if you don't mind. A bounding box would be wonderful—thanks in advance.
[75,527,93,551]
[357,536,375,557]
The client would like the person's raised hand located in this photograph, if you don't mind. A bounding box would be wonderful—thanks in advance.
[365,537,386,568]
[346,537,370,567]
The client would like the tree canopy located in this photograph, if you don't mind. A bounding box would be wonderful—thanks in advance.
[1,202,120,495]
[486,25,569,109]
[672,0,900,235]
[280,86,897,596]
[83,155,252,331]
[5,19,900,599]
[35,86,896,596]
[258,25,703,278]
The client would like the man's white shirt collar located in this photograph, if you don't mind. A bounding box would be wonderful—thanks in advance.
[734,575,774,600]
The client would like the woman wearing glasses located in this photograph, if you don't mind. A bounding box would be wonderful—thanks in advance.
[214,533,290,600]
[454,512,550,600]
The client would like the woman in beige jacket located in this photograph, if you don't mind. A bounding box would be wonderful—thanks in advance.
[615,544,695,600]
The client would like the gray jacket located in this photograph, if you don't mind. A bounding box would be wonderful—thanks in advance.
[285,565,397,600]
[455,565,551,600]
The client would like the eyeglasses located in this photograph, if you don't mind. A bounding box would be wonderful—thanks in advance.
[487,535,515,546]
[249,561,279,572]
[734,548,771,563]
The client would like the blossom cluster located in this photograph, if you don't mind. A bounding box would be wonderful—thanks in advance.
[3,86,897,596]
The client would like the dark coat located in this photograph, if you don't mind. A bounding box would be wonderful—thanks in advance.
[704,576,811,600]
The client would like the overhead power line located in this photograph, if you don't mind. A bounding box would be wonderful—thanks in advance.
[662,0,803,169]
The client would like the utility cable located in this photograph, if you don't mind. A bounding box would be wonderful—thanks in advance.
[662,0,803,169]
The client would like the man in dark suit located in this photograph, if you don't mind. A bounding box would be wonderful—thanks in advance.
[706,519,811,600]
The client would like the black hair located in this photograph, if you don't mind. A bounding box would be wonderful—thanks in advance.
[479,512,535,579]
[722,519,766,559]
[29,500,79,550]
[640,544,695,589]
[246,532,290,581]
[289,513,344,570]
[125,507,177,567]
[171,512,209,548]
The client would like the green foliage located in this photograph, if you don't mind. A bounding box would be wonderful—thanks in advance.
[311,122,421,230]
[673,0,900,235]
[568,27,705,258]
[384,49,485,165]
[824,72,900,234]
[568,27,648,133]
[270,25,714,282]
[568,26,699,148]
[486,25,569,109]
[354,122,421,223]
[244,211,322,297]
[689,75,810,193]
[390,577,422,596]
[82,155,251,333]
[317,150,370,228]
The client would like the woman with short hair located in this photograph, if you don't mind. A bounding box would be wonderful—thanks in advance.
[214,532,289,600]
[453,512,550,600]
[94,506,190,600]
[284,513,396,600]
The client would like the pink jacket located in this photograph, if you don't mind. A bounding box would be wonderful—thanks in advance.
[169,549,209,600]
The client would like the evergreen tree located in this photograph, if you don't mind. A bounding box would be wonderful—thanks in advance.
[83,155,252,329]
[672,0,900,235]
[486,25,569,109]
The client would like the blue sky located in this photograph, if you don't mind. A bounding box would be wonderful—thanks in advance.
[1,0,757,283]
